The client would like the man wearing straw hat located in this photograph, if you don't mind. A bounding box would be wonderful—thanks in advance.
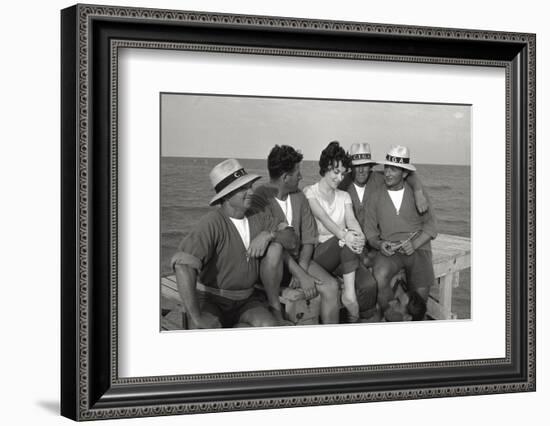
[339,143,429,319]
[364,145,438,318]
[340,142,428,234]
[171,159,297,329]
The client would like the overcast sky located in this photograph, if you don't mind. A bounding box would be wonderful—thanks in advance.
[161,93,471,165]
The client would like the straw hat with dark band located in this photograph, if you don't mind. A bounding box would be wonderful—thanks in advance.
[209,158,261,206]
[349,142,378,166]
[378,145,417,172]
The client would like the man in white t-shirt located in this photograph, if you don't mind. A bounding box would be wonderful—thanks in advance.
[171,159,298,329]
[364,146,438,318]
[251,145,340,324]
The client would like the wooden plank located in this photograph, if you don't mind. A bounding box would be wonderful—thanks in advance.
[439,272,458,319]
[161,310,185,331]
[162,275,178,292]
[432,234,471,246]
[427,294,457,320]
[433,253,471,278]
[160,278,186,330]
[427,297,446,320]
[432,246,469,262]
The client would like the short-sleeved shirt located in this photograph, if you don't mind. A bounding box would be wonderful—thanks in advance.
[250,185,318,247]
[364,182,437,251]
[171,209,279,291]
[303,183,352,243]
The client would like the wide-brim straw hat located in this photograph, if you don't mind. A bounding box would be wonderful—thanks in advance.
[208,158,261,206]
[378,145,417,171]
[349,142,378,166]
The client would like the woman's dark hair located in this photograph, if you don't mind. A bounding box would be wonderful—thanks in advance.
[267,145,304,179]
[406,291,427,321]
[318,141,351,176]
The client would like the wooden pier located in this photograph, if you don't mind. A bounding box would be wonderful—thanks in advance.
[427,234,471,320]
[161,233,471,329]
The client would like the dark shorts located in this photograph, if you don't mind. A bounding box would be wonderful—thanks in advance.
[355,265,378,312]
[313,236,360,275]
[197,290,268,328]
[374,249,435,291]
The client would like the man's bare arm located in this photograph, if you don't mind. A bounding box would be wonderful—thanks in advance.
[298,243,314,272]
[174,264,200,319]
[286,254,320,300]
[406,172,428,214]
[174,263,220,328]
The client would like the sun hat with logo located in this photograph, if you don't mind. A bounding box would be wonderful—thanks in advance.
[348,142,378,166]
[378,145,417,172]
[208,159,261,206]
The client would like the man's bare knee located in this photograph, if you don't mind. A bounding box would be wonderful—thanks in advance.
[262,242,283,267]
[258,318,277,327]
[373,265,393,288]
[249,315,277,328]
[317,276,339,298]
[415,287,430,301]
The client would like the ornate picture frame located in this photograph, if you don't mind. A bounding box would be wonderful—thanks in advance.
[61,4,535,420]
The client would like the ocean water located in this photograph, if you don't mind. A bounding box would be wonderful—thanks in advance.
[161,156,471,318]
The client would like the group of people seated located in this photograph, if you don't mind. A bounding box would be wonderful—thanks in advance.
[171,141,438,329]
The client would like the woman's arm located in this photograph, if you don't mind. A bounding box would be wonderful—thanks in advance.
[298,243,314,273]
[307,197,346,240]
[344,203,365,253]
[344,203,363,236]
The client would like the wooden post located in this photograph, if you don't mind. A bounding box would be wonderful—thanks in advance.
[438,272,459,320]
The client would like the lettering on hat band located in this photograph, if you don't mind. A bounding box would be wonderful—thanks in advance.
[386,154,410,164]
[351,153,371,160]
[214,168,248,193]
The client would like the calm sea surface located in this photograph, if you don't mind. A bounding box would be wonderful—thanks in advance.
[161,157,471,318]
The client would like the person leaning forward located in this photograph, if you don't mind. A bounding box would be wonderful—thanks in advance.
[170,159,298,329]
[250,145,340,324]
[364,145,438,319]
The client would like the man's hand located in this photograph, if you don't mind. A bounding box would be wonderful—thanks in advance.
[247,231,273,258]
[380,240,396,257]
[190,312,222,329]
[398,240,415,256]
[293,274,320,300]
[414,190,429,214]
[351,232,365,254]
[344,230,365,254]
[273,226,299,254]
[289,276,300,289]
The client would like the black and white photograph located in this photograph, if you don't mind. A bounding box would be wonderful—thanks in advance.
[160,93,471,330]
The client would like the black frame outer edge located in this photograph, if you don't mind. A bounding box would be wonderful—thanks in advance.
[510,45,531,385]
[61,4,78,421]
[61,6,534,420]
